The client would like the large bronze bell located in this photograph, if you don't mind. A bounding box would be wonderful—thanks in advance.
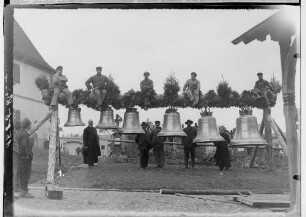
[231,115,267,147]
[158,112,187,137]
[121,110,144,134]
[193,116,224,143]
[96,109,118,129]
[64,108,85,127]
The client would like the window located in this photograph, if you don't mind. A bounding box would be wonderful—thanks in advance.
[13,63,20,84]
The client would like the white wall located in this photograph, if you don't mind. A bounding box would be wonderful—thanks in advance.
[13,59,51,140]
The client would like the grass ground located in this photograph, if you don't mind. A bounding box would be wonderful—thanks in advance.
[29,147,289,194]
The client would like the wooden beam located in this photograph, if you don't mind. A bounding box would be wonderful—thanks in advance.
[249,118,265,168]
[273,119,287,143]
[266,115,288,156]
[264,108,273,170]
[28,111,52,136]
[47,110,58,184]
[279,36,300,213]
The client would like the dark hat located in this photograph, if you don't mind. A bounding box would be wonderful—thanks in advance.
[56,66,63,70]
[191,72,197,76]
[96,66,102,70]
[144,71,150,75]
[155,121,160,124]
[257,72,263,76]
[185,119,193,124]
[141,122,148,126]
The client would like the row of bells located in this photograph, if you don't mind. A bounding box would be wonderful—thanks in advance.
[64,108,267,146]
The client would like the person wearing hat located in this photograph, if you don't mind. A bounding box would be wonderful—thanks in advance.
[135,122,152,169]
[50,66,73,110]
[213,126,231,171]
[150,121,166,168]
[140,71,154,110]
[16,118,34,198]
[253,72,273,108]
[182,120,197,168]
[85,66,111,110]
[183,72,201,106]
[83,119,101,167]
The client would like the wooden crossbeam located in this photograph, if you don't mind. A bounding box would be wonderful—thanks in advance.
[28,111,52,136]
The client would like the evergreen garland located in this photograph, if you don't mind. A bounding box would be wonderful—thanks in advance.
[35,73,281,111]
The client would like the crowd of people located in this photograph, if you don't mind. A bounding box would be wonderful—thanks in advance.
[79,118,232,171]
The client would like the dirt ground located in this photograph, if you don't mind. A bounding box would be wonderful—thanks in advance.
[12,148,290,216]
[29,148,289,192]
[14,188,287,217]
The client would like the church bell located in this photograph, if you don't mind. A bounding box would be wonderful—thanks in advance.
[64,108,85,127]
[158,112,187,137]
[193,116,224,143]
[231,114,267,147]
[121,110,145,134]
[96,109,118,129]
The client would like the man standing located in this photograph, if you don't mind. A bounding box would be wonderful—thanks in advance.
[182,120,197,168]
[214,126,231,171]
[183,72,201,106]
[253,72,272,108]
[85,66,110,110]
[83,120,101,167]
[151,121,165,168]
[140,71,154,110]
[135,122,152,169]
[50,66,73,110]
[17,118,34,198]
[13,120,21,192]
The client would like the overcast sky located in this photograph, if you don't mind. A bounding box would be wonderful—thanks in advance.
[14,7,300,135]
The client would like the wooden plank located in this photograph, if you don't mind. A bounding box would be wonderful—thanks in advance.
[235,194,290,208]
[267,115,288,156]
[28,111,52,136]
[160,189,252,195]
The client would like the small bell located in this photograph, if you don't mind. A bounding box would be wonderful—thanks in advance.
[231,114,267,147]
[158,112,186,137]
[193,116,224,143]
[121,110,144,134]
[64,108,85,127]
[96,109,118,129]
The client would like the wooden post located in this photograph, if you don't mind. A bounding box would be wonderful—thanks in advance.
[47,109,58,184]
[28,112,52,136]
[279,37,300,214]
[266,115,288,156]
[57,124,61,166]
[264,108,273,170]
[249,118,265,168]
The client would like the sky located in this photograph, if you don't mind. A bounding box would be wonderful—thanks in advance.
[13,6,301,135]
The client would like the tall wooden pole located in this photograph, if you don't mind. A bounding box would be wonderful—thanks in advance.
[279,37,300,214]
[264,108,273,170]
[47,109,58,184]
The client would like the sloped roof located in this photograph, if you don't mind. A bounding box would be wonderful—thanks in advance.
[232,10,297,45]
[13,20,55,74]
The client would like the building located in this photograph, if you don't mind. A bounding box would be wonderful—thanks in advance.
[13,20,55,147]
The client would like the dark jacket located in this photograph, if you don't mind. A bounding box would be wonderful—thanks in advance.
[85,74,110,90]
[214,132,231,166]
[150,127,165,149]
[83,126,101,157]
[182,126,197,148]
[135,131,152,150]
[17,129,33,159]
